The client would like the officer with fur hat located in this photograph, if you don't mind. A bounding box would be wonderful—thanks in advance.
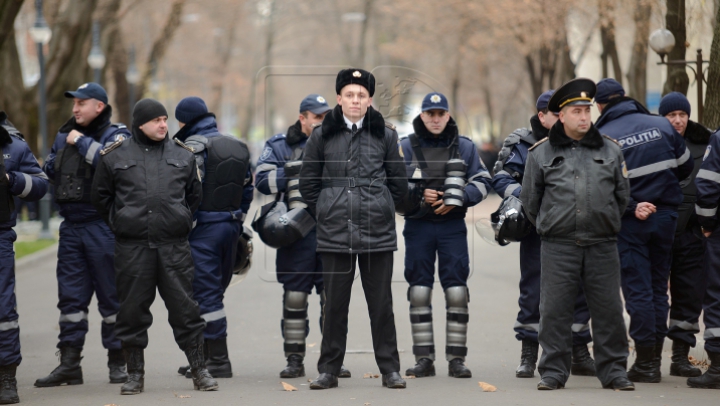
[521,78,634,391]
[492,90,595,379]
[92,98,217,395]
[300,68,408,390]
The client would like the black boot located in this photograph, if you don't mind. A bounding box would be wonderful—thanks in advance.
[108,349,128,384]
[571,344,596,376]
[687,351,720,389]
[34,347,83,387]
[405,358,436,378]
[670,340,702,377]
[205,339,232,378]
[279,354,305,378]
[185,340,218,391]
[121,346,144,395]
[339,365,352,378]
[627,345,661,383]
[448,358,472,378]
[0,365,19,404]
[516,340,539,378]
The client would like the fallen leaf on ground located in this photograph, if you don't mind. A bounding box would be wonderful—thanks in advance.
[478,382,497,392]
[104,404,118,406]
[307,379,312,382]
[281,381,298,391]
[364,403,371,406]
[178,395,191,398]
[402,375,416,379]
[307,342,316,348]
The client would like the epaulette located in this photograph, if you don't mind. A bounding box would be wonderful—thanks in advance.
[602,135,620,146]
[528,137,549,151]
[385,122,396,131]
[174,137,195,153]
[100,139,124,155]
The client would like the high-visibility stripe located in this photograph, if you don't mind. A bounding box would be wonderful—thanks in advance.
[627,159,678,179]
[85,141,102,164]
[59,312,88,323]
[103,314,117,324]
[697,169,720,183]
[695,205,718,217]
[669,319,699,331]
[677,147,691,165]
[571,323,590,333]
[514,321,539,332]
[201,308,226,322]
[704,327,720,339]
[268,170,278,194]
[255,163,278,172]
[504,183,520,198]
[19,174,33,198]
[0,320,19,331]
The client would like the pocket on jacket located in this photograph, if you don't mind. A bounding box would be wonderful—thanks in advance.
[114,160,137,170]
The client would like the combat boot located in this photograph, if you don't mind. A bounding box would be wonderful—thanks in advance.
[516,339,539,378]
[448,358,472,378]
[120,346,144,395]
[405,358,435,377]
[670,340,702,377]
[339,365,352,378]
[571,344,596,376]
[34,347,83,387]
[280,354,305,378]
[108,349,128,383]
[627,345,661,383]
[0,364,19,404]
[205,339,232,378]
[687,351,720,389]
[185,340,218,391]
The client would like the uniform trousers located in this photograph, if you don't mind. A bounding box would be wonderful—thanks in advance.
[0,229,20,366]
[668,229,706,346]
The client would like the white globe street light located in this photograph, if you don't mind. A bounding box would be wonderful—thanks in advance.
[649,29,676,62]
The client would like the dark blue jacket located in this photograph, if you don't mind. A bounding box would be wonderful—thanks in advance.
[1,112,49,229]
[256,121,308,196]
[174,114,253,225]
[694,130,720,231]
[595,98,693,214]
[43,106,131,223]
[491,115,545,199]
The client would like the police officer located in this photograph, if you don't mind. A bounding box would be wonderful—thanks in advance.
[398,92,490,379]
[492,90,595,378]
[660,92,711,378]
[35,83,131,388]
[255,94,353,379]
[691,128,720,389]
[91,98,217,395]
[299,69,408,389]
[171,97,253,379]
[595,78,693,383]
[0,112,49,404]
[521,78,634,391]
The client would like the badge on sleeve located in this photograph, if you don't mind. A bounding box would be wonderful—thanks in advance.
[704,145,712,161]
[260,146,272,161]
[621,161,628,178]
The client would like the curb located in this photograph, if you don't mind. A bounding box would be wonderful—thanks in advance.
[15,243,58,272]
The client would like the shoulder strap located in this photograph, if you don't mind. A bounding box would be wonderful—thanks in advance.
[409,134,428,169]
[449,135,460,159]
[528,137,549,151]
[290,143,304,161]
[174,138,195,153]
[602,134,620,146]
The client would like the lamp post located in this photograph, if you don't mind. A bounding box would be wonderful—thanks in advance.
[29,0,53,240]
[126,45,140,114]
[87,21,106,84]
[650,28,710,123]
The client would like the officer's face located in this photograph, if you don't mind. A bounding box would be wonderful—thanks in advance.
[538,110,559,130]
[139,116,169,141]
[420,110,450,135]
[72,98,104,127]
[299,111,327,136]
[337,85,372,121]
[665,110,689,136]
[559,105,592,135]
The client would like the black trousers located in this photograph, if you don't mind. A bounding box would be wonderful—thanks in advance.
[668,230,707,346]
[538,241,629,387]
[318,252,400,375]
[113,240,205,350]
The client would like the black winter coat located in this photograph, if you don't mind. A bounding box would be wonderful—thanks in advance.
[299,105,408,253]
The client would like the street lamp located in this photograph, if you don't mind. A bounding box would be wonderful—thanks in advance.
[28,0,53,240]
[87,21,106,84]
[126,45,140,114]
[649,28,710,123]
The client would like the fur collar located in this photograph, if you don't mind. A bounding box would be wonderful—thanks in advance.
[685,120,712,145]
[173,113,217,142]
[0,112,11,147]
[321,104,386,138]
[548,120,604,149]
[529,115,547,142]
[59,105,113,138]
[412,115,458,140]
[286,120,307,146]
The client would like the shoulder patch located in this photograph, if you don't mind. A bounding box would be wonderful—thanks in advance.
[385,122,396,131]
[528,137,548,151]
[100,139,124,155]
[602,135,620,146]
[174,137,195,153]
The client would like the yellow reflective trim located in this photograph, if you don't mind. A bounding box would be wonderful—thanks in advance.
[559,97,592,108]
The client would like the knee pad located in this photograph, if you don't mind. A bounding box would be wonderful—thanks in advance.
[408,285,432,307]
[283,291,309,356]
[408,286,435,361]
[445,286,469,361]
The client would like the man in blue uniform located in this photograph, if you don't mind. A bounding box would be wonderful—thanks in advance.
[660,92,711,378]
[172,97,253,379]
[595,78,693,383]
[36,83,131,388]
[492,90,595,378]
[690,128,720,389]
[399,92,491,378]
[256,94,353,379]
[0,112,49,404]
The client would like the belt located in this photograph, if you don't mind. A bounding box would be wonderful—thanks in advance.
[321,178,385,188]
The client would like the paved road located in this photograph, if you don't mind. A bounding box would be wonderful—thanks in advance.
[14,195,718,405]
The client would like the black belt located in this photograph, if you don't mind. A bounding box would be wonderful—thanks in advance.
[321,178,385,188]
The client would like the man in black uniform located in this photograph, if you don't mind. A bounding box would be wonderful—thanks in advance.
[299,69,408,390]
[91,99,217,395]
[521,79,634,391]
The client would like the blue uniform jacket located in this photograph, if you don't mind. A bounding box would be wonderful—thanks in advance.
[43,106,131,223]
[595,98,693,214]
[491,115,546,199]
[694,130,720,231]
[256,121,308,196]
[1,113,49,229]
[175,114,253,225]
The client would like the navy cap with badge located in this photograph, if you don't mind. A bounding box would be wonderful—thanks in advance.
[547,78,596,114]
[421,93,449,112]
[536,90,555,112]
[594,78,625,104]
[64,82,109,104]
[299,94,332,115]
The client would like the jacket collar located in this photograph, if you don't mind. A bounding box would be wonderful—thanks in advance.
[59,105,113,138]
[0,112,10,147]
[685,120,712,145]
[529,115,546,142]
[596,97,650,128]
[412,115,458,140]
[548,120,604,149]
[286,120,307,146]
[321,104,386,138]
[173,113,217,142]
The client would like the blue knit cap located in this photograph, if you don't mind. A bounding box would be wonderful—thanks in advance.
[175,97,208,124]
[659,92,691,117]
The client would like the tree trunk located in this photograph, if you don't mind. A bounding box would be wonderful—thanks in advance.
[0,30,37,153]
[99,0,131,124]
[598,0,623,84]
[209,6,242,115]
[663,0,689,95]
[0,0,23,52]
[704,3,720,129]
[627,0,652,106]
[355,0,375,67]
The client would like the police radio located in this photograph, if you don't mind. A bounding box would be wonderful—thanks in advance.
[443,159,467,207]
